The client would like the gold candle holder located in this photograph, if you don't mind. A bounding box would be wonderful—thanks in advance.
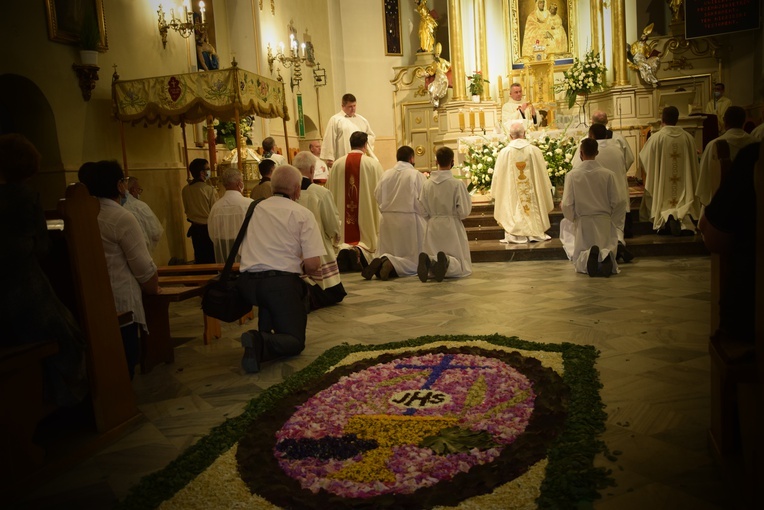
[469,109,475,133]
[479,109,485,131]
[458,110,465,132]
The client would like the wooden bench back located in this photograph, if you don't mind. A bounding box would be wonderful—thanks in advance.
[58,183,138,432]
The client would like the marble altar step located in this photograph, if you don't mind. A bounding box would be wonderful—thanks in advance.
[464,201,708,263]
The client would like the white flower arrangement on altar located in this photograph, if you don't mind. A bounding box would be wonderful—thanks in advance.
[555,50,607,108]
[460,133,580,194]
[529,134,579,188]
[461,138,507,193]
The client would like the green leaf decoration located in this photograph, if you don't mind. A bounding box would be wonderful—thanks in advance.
[420,426,500,454]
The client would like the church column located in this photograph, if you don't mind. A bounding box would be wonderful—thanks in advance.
[448,0,466,101]
[589,0,602,57]
[611,0,629,86]
[474,0,490,101]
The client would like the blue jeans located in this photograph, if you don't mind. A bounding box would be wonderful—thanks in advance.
[237,272,308,360]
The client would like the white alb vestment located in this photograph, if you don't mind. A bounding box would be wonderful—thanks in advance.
[560,160,625,275]
[123,194,163,252]
[696,128,756,205]
[374,161,427,276]
[296,182,343,292]
[639,125,700,231]
[752,123,764,142]
[418,170,473,278]
[326,149,384,263]
[491,138,554,240]
[572,139,629,243]
[501,99,535,133]
[320,111,377,163]
[705,96,731,132]
[207,190,253,263]
[313,158,330,182]
[265,153,287,166]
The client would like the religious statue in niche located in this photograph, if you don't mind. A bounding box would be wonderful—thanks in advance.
[415,0,437,53]
[667,0,684,22]
[521,0,569,58]
[196,31,219,71]
[627,23,662,88]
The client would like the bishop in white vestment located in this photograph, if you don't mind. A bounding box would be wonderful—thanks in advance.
[326,132,384,265]
[373,146,427,277]
[560,139,625,276]
[491,121,554,243]
[696,106,755,206]
[638,106,700,233]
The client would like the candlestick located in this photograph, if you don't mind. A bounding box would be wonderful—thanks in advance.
[469,110,475,131]
[479,109,485,130]
[301,43,306,56]
[458,110,465,131]
[199,1,205,24]
[170,7,175,20]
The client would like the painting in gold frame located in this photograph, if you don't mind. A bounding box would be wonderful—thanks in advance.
[45,0,108,51]
[508,0,575,66]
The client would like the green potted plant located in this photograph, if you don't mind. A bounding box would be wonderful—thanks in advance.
[79,9,101,66]
[467,71,488,102]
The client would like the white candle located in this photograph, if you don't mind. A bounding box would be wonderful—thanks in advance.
[301,43,305,56]
[199,1,205,24]
[170,7,175,21]
[279,42,285,55]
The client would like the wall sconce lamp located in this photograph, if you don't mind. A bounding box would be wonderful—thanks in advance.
[313,63,327,88]
[157,1,207,49]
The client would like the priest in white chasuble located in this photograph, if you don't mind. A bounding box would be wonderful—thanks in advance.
[326,131,384,266]
[502,83,537,133]
[696,106,755,206]
[491,121,554,243]
[639,106,700,235]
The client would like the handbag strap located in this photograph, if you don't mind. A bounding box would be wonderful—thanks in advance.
[219,198,265,282]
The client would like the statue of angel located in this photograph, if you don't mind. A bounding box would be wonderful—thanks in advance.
[415,0,438,53]
[627,23,661,88]
[426,43,450,108]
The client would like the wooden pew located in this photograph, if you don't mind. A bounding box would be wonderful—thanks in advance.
[156,264,253,345]
[58,183,140,433]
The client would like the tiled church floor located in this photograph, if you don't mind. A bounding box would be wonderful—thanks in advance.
[15,256,736,509]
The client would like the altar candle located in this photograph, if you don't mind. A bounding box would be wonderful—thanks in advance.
[199,1,205,24]
[170,7,175,21]
[479,109,485,129]
[301,43,306,56]
[458,110,465,130]
[469,110,475,130]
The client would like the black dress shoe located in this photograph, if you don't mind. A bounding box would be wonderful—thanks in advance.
[417,253,431,283]
[587,246,600,277]
[379,258,397,281]
[600,254,613,277]
[668,216,682,237]
[617,242,634,263]
[432,252,449,282]
[362,257,384,280]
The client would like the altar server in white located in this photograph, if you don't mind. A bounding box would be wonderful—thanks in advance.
[573,124,633,262]
[417,147,472,282]
[591,110,634,171]
[321,93,377,167]
[122,177,164,253]
[207,168,253,263]
[560,138,626,277]
[326,131,384,269]
[365,145,427,279]
[696,106,755,206]
[639,106,700,235]
[491,121,554,243]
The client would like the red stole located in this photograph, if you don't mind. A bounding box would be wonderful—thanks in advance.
[343,152,362,244]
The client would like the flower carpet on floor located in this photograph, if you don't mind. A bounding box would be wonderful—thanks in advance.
[118,335,613,509]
